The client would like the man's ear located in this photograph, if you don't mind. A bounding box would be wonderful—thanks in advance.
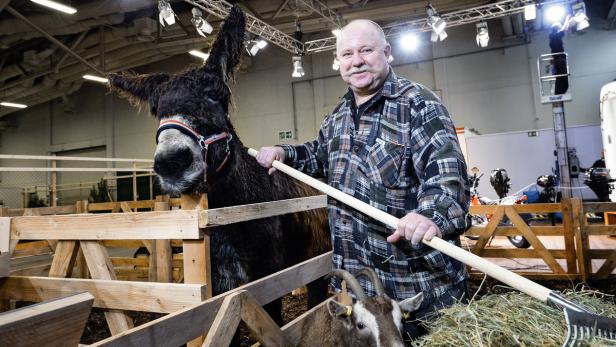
[384,43,394,64]
[327,299,351,318]
[399,292,423,313]
[107,72,170,107]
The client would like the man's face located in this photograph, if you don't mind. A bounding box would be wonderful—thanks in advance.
[337,23,391,96]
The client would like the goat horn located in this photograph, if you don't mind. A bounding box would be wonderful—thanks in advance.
[329,269,367,302]
[355,268,386,297]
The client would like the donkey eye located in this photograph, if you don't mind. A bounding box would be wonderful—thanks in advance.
[357,322,365,330]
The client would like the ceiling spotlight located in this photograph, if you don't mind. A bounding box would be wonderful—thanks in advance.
[400,33,419,51]
[331,28,342,37]
[572,2,590,30]
[83,75,109,84]
[191,8,213,37]
[475,22,489,48]
[158,0,176,26]
[524,3,537,21]
[332,57,340,71]
[30,0,77,14]
[427,4,447,42]
[545,5,566,24]
[292,56,305,78]
[0,102,28,109]
[189,50,210,61]
[246,37,267,56]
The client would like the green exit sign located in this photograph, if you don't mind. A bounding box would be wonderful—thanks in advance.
[528,131,538,137]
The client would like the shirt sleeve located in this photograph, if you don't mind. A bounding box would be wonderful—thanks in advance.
[409,98,470,238]
[276,115,331,179]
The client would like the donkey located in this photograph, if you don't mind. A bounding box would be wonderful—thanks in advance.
[107,5,330,323]
[298,268,424,347]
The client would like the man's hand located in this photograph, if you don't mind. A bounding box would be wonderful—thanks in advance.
[255,146,287,175]
[386,212,442,245]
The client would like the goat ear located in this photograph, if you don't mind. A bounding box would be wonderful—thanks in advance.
[399,292,423,313]
[107,72,170,105]
[327,300,350,318]
[202,4,245,83]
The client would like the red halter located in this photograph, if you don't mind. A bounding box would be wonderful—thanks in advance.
[156,119,232,180]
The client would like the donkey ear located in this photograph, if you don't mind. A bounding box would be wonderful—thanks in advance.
[327,299,351,318]
[202,4,245,83]
[107,72,170,105]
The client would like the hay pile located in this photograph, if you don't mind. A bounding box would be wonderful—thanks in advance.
[411,289,616,347]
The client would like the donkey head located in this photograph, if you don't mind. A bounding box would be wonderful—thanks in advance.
[328,268,424,347]
[107,5,246,195]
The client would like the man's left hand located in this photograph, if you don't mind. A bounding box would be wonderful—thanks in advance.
[386,212,442,245]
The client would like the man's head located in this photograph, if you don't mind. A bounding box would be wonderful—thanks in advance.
[551,22,562,33]
[336,20,391,97]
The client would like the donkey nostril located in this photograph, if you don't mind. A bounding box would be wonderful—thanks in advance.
[154,147,194,178]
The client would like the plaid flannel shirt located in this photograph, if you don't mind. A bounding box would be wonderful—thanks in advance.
[279,70,470,307]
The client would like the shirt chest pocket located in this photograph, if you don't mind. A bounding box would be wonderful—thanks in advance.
[360,138,408,189]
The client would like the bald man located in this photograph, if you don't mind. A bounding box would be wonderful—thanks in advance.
[257,20,470,340]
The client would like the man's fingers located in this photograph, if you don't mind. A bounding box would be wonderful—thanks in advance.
[268,167,277,175]
[387,231,401,243]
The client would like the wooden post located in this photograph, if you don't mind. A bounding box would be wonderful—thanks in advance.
[74,200,89,278]
[181,193,210,347]
[132,162,137,201]
[572,198,590,281]
[560,198,578,274]
[155,199,172,283]
[0,210,9,312]
[51,158,57,207]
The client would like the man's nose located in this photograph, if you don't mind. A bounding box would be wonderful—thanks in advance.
[351,52,364,66]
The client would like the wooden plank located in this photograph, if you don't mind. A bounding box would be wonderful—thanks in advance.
[0,252,8,278]
[91,251,332,347]
[470,203,562,214]
[240,291,292,347]
[13,240,53,258]
[103,240,145,248]
[48,241,79,278]
[202,195,327,226]
[7,205,77,217]
[120,201,132,213]
[586,225,616,235]
[11,210,202,240]
[0,276,206,313]
[0,292,94,347]
[281,294,339,346]
[588,249,616,258]
[181,193,209,347]
[202,291,242,347]
[471,207,505,255]
[480,249,568,258]
[81,241,134,334]
[0,217,9,253]
[572,199,591,281]
[465,226,564,236]
[582,202,616,213]
[470,272,581,280]
[505,206,565,274]
[560,198,578,273]
[595,251,616,278]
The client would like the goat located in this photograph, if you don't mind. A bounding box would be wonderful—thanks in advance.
[298,268,423,347]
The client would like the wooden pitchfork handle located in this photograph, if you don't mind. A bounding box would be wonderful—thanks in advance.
[247,148,580,309]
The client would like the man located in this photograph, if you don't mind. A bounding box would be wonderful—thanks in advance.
[549,16,573,95]
[256,20,469,339]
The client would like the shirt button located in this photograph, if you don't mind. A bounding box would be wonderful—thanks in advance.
[353,146,359,153]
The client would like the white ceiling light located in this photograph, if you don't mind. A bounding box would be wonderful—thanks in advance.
[524,3,537,20]
[0,102,28,109]
[475,22,489,48]
[83,75,109,84]
[247,37,268,56]
[158,0,176,26]
[189,50,210,60]
[292,56,305,78]
[426,4,447,42]
[572,2,590,30]
[545,5,566,24]
[332,57,340,71]
[30,0,77,14]
[400,33,419,51]
[191,8,213,37]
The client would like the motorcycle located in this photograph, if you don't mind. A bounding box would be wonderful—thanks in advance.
[468,167,531,248]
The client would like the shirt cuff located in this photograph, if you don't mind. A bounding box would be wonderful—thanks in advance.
[276,144,296,162]
[417,208,453,237]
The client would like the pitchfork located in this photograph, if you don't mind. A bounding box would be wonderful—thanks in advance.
[248,148,616,347]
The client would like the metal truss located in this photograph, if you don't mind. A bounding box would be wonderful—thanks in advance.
[305,0,567,53]
[185,0,304,54]
[295,0,344,29]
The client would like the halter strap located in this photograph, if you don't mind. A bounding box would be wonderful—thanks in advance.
[156,119,233,178]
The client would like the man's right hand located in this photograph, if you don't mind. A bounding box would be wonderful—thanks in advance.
[255,147,287,175]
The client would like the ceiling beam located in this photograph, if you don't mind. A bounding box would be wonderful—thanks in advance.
[294,0,344,28]
[5,6,105,75]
